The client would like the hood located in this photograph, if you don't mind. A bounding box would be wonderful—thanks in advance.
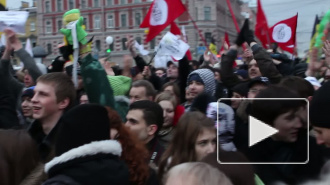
[187,69,216,96]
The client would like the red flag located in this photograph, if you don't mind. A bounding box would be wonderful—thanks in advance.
[269,14,298,54]
[170,23,193,60]
[255,0,270,48]
[219,32,230,54]
[140,0,186,43]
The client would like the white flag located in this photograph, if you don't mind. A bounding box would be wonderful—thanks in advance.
[25,38,33,57]
[134,41,149,56]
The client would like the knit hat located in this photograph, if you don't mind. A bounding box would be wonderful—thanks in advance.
[310,81,330,128]
[187,74,204,85]
[187,69,216,96]
[107,75,132,96]
[248,76,270,89]
[167,61,178,67]
[234,69,248,80]
[293,63,307,77]
[232,82,249,97]
[22,86,35,98]
[305,76,321,87]
[55,104,111,156]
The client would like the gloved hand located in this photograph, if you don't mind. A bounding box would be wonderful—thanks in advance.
[235,19,249,46]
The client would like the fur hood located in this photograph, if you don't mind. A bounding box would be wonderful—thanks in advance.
[45,140,122,173]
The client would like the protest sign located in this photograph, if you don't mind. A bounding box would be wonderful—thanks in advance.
[0,11,29,34]
[157,32,190,60]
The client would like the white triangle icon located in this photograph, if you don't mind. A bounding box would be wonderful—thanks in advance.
[249,116,279,147]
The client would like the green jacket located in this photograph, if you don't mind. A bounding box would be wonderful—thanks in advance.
[80,54,128,121]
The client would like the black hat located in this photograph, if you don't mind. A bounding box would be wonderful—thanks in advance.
[248,76,270,89]
[22,87,35,98]
[293,63,307,77]
[232,82,249,97]
[310,81,330,128]
[48,56,65,73]
[55,104,111,156]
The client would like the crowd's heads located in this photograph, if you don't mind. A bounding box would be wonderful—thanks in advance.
[247,59,261,79]
[32,73,76,121]
[310,81,330,147]
[250,85,305,143]
[167,61,179,79]
[247,76,270,98]
[126,100,164,142]
[231,82,249,109]
[23,69,35,87]
[234,69,249,81]
[293,63,308,78]
[163,162,233,185]
[54,104,111,156]
[48,56,65,73]
[187,68,216,99]
[129,80,156,104]
[162,81,180,102]
[155,67,166,78]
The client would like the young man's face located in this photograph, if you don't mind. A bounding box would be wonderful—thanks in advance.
[314,127,330,147]
[31,82,62,121]
[125,109,155,142]
[231,92,243,109]
[188,81,205,100]
[21,96,33,118]
[155,70,165,78]
[129,86,151,104]
[272,110,303,143]
[167,64,178,79]
[248,60,261,79]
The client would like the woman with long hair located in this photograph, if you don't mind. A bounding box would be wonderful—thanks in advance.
[155,92,177,149]
[105,107,156,185]
[158,111,216,181]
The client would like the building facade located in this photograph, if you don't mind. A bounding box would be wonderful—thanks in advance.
[36,0,244,64]
[18,1,38,49]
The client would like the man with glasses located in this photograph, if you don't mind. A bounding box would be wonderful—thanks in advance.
[247,77,270,98]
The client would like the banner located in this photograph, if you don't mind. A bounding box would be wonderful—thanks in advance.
[157,32,190,60]
[0,11,28,34]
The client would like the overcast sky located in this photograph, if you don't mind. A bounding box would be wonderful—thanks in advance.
[7,0,330,56]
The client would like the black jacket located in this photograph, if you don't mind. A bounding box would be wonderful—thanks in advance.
[43,140,130,185]
[147,136,165,166]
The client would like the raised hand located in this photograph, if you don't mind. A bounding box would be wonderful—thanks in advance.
[322,40,330,66]
[126,36,137,57]
[4,28,22,51]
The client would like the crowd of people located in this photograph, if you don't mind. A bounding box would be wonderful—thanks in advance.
[1,17,330,185]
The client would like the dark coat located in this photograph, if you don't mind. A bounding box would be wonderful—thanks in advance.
[147,136,165,166]
[43,140,130,185]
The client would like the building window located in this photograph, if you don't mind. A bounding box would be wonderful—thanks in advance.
[120,0,126,5]
[134,0,141,3]
[122,38,127,50]
[45,1,50,13]
[205,32,212,45]
[121,14,127,27]
[150,39,155,49]
[57,0,62,11]
[95,40,101,51]
[136,37,141,44]
[94,0,99,7]
[69,0,74,9]
[47,43,52,54]
[195,7,198,20]
[94,15,100,29]
[30,22,35,31]
[81,0,86,9]
[109,43,114,51]
[46,21,52,33]
[58,20,62,29]
[107,15,114,28]
[135,12,141,26]
[107,0,113,6]
[83,17,88,28]
[204,7,211,21]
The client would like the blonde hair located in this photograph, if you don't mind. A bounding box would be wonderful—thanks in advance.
[163,162,233,185]
[155,91,177,108]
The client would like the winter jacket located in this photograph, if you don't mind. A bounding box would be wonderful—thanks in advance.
[43,140,130,185]
[147,136,165,166]
[0,129,39,185]
[80,54,127,121]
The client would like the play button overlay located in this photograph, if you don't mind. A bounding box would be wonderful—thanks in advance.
[217,98,309,165]
[249,116,278,147]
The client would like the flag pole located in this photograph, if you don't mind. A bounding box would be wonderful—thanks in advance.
[226,0,246,50]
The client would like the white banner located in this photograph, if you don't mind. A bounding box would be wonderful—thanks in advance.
[0,11,29,34]
[157,32,190,60]
[134,41,149,56]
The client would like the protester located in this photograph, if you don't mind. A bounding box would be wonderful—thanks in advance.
[129,80,156,104]
[158,111,216,179]
[155,91,177,149]
[125,100,165,166]
[21,86,35,127]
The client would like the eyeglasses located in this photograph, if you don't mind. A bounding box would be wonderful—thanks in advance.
[249,88,263,93]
